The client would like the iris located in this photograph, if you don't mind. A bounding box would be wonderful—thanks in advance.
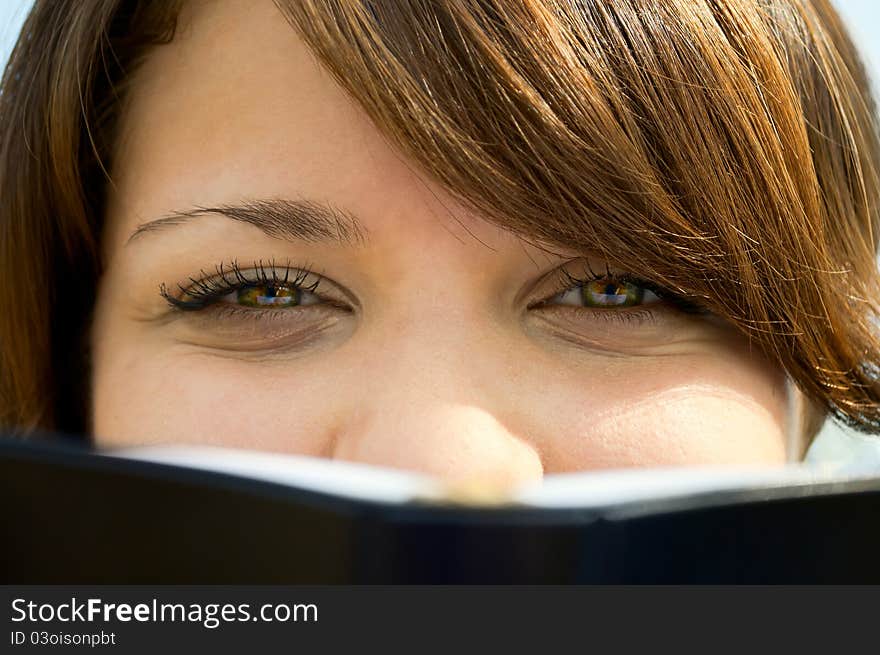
[236,285,300,308]
[580,279,644,308]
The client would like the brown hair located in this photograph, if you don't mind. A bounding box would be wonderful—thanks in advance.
[1,0,878,446]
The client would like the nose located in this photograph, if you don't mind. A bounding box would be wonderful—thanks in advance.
[331,391,545,489]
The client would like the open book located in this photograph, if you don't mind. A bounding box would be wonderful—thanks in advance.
[108,441,880,508]
[2,434,880,583]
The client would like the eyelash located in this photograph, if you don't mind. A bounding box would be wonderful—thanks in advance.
[159,258,322,311]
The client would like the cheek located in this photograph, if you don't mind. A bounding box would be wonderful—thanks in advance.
[90,350,338,455]
[546,388,787,470]
[534,349,789,470]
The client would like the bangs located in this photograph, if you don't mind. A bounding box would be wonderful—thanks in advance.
[276,0,880,436]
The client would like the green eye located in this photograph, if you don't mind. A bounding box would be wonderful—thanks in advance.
[580,278,645,307]
[234,284,301,308]
[552,277,657,309]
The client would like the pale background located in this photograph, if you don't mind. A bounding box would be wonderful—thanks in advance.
[1,0,879,465]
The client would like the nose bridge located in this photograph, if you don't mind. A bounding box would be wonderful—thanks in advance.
[330,320,544,486]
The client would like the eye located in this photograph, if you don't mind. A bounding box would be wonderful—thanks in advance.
[550,276,662,309]
[159,259,349,313]
[529,260,710,322]
[221,283,322,309]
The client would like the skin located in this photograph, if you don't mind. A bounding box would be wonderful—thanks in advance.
[90,0,793,487]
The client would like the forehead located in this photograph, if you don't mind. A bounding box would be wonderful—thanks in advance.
[105,0,533,258]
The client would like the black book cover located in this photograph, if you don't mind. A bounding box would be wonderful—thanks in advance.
[2,433,880,583]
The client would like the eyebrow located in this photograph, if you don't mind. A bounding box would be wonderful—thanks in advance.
[125,198,368,246]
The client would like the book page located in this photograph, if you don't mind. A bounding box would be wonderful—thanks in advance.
[106,444,443,504]
[511,462,878,508]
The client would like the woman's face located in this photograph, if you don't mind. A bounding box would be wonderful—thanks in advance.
[90,0,791,485]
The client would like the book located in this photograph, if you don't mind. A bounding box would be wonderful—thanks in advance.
[2,430,880,583]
